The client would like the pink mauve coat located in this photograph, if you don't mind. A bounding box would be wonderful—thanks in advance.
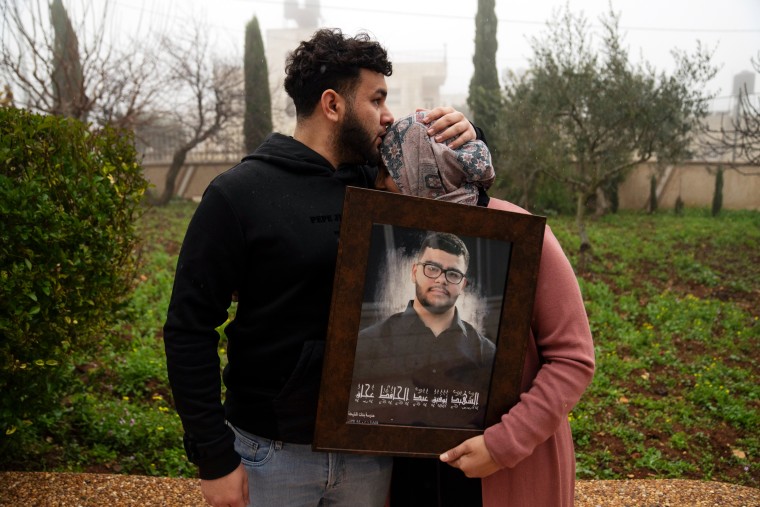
[481,198,595,507]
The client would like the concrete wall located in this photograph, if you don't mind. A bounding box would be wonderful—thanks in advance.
[143,161,236,202]
[618,162,760,211]
[144,159,760,211]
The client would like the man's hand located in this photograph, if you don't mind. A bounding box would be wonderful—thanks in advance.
[439,435,502,478]
[200,463,249,507]
[418,106,477,149]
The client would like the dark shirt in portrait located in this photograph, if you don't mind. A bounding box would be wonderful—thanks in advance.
[348,301,496,429]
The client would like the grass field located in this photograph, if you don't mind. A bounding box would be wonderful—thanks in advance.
[4,201,758,487]
[549,209,759,486]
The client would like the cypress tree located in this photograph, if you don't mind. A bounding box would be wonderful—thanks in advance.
[468,0,501,141]
[243,16,273,154]
[50,0,85,120]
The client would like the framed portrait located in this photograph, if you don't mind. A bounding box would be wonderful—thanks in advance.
[314,187,546,457]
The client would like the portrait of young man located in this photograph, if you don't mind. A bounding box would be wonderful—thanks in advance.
[348,228,510,430]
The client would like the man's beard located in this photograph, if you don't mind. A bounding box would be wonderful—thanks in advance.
[335,107,380,166]
[415,284,456,315]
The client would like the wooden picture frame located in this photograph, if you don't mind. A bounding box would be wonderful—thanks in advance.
[314,187,546,457]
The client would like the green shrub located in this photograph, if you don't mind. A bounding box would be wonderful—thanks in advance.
[59,394,193,476]
[0,108,148,448]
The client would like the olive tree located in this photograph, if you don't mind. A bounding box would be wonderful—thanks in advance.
[499,7,716,270]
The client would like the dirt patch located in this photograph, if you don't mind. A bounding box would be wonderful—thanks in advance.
[1,472,759,507]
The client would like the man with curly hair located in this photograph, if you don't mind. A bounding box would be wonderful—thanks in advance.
[164,28,481,507]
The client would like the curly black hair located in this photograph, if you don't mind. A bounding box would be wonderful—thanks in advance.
[284,28,393,118]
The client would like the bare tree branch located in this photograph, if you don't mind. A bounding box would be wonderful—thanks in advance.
[0,0,161,130]
[147,21,243,206]
[696,54,760,167]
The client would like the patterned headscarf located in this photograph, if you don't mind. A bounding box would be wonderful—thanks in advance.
[380,111,495,205]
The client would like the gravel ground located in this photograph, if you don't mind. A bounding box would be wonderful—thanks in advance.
[1,472,758,506]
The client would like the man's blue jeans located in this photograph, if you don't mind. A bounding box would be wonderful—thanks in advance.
[230,423,392,506]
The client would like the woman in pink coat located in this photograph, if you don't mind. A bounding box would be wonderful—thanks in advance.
[377,112,596,507]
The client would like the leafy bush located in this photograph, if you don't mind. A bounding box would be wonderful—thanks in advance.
[0,108,148,449]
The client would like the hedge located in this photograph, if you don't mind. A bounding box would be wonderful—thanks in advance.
[0,107,148,445]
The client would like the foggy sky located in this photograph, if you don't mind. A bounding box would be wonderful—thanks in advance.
[102,0,760,111]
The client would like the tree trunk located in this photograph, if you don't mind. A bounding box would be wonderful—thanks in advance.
[151,118,223,206]
[152,146,192,206]
[594,186,609,217]
[576,192,592,273]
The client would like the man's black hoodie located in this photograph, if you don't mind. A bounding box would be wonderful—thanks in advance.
[163,133,376,479]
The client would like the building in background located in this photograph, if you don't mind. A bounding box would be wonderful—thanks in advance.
[265,0,450,134]
[385,58,447,120]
